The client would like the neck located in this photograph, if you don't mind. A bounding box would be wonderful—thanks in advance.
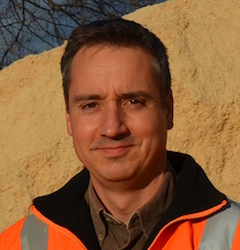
[91,172,165,224]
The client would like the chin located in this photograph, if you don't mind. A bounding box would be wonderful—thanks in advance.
[100,166,139,183]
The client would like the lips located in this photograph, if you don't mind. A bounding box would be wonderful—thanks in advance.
[96,145,134,158]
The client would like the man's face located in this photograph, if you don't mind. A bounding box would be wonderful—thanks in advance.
[66,45,173,189]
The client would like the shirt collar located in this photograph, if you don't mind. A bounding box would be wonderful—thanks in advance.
[85,161,175,240]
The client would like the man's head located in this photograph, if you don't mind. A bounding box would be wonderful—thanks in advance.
[61,18,171,111]
[62,18,173,191]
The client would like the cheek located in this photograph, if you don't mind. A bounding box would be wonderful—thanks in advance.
[132,113,166,137]
[137,115,168,152]
[70,123,91,162]
[71,117,97,145]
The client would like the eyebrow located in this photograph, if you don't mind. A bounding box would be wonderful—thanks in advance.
[120,91,153,100]
[72,94,104,104]
[72,90,154,104]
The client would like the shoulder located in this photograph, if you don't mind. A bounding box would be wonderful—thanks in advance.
[0,217,26,249]
[222,199,240,220]
[200,199,240,249]
[207,199,240,229]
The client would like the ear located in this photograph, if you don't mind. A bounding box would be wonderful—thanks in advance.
[165,90,174,130]
[65,108,73,136]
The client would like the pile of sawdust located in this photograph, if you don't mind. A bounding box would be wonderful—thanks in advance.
[0,0,239,232]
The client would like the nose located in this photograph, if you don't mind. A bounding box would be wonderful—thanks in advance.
[99,103,129,139]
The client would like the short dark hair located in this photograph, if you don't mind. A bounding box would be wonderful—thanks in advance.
[61,18,171,110]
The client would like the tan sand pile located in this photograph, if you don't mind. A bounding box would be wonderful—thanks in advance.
[0,0,240,232]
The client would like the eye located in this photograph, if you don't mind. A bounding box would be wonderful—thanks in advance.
[129,99,141,104]
[81,102,98,111]
[122,98,146,111]
[128,99,145,105]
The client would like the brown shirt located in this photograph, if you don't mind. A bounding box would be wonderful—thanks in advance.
[85,163,175,249]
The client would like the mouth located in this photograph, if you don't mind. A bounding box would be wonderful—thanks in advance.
[96,145,135,158]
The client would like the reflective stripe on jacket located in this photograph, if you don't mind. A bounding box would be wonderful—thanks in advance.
[1,152,240,249]
[149,200,240,249]
[1,200,240,249]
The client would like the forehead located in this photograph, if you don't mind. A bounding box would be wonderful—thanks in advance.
[72,45,153,68]
[69,45,160,98]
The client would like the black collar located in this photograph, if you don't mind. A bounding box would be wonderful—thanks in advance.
[34,151,226,250]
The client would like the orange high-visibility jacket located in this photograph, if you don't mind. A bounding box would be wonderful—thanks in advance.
[1,152,240,249]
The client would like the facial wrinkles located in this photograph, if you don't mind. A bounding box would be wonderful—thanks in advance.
[89,136,140,150]
[70,46,165,147]
[87,95,139,150]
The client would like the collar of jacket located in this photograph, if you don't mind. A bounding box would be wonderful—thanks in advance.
[33,151,227,249]
[144,151,227,248]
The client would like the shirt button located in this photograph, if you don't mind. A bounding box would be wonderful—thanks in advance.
[106,217,112,223]
[98,234,104,241]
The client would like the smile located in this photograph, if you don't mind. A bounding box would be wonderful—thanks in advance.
[96,145,134,158]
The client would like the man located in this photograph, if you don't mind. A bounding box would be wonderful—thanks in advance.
[0,18,240,249]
